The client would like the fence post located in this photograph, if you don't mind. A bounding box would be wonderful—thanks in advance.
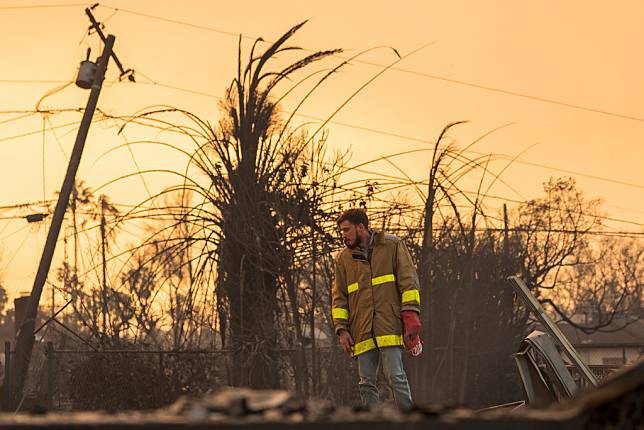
[46,342,54,410]
[2,342,10,410]
[159,352,164,378]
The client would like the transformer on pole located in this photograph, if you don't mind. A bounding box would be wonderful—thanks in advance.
[1,6,134,410]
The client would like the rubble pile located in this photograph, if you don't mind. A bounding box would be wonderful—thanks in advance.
[0,359,640,429]
[165,388,425,422]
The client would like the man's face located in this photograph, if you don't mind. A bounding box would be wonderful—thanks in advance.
[339,220,363,249]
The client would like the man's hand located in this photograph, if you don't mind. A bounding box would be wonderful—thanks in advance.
[401,310,421,348]
[338,329,354,356]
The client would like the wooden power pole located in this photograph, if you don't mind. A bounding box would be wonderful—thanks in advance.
[1,6,134,410]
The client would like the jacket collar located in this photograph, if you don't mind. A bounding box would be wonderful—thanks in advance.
[350,230,384,261]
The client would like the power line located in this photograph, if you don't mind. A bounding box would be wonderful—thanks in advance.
[1,193,642,235]
[481,228,644,238]
[376,183,644,228]
[2,100,643,192]
[1,105,642,221]
[136,80,217,99]
[97,4,644,125]
[2,107,642,223]
[124,80,644,192]
[4,230,32,268]
[0,200,54,211]
[0,120,81,143]
[42,116,47,215]
[0,79,69,84]
[496,157,644,191]
[45,114,70,160]
[607,205,644,215]
[0,100,635,195]
[0,215,15,237]
[597,215,644,228]
[0,222,32,241]
[0,117,103,143]
[0,112,37,126]
[0,215,39,221]
[388,72,644,125]
[0,3,88,10]
[5,5,644,124]
[0,108,83,115]
[1,113,642,227]
[100,5,243,39]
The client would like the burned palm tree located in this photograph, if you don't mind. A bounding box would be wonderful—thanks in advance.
[208,23,343,388]
[107,22,346,387]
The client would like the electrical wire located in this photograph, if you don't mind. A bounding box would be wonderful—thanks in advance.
[96,4,644,125]
[0,108,84,114]
[99,5,244,39]
[0,216,15,237]
[1,222,31,241]
[0,112,38,126]
[45,114,70,160]
[0,200,55,211]
[1,38,642,234]
[0,80,68,84]
[4,4,643,124]
[42,116,47,215]
[607,205,644,215]
[0,119,84,143]
[4,229,32,268]
[118,79,644,192]
[2,101,642,196]
[0,215,40,221]
[0,3,88,10]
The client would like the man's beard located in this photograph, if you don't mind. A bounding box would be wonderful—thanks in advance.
[345,236,360,249]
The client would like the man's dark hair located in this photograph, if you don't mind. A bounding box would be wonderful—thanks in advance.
[336,208,369,229]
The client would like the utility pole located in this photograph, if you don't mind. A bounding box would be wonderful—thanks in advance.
[503,203,509,269]
[2,34,114,411]
[100,198,108,346]
[310,182,318,397]
[72,185,79,302]
[1,6,133,409]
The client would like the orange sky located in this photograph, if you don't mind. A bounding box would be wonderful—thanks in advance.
[0,1,642,298]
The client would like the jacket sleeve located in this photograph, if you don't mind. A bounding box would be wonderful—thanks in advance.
[332,255,350,335]
[395,239,421,313]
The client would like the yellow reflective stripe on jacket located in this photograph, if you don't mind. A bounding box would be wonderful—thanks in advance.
[352,334,404,356]
[352,338,375,356]
[347,274,394,294]
[402,289,420,304]
[332,308,349,320]
[372,274,395,286]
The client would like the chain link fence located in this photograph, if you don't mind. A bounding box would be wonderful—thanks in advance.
[4,342,360,411]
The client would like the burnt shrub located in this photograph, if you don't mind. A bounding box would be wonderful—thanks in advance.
[67,352,222,410]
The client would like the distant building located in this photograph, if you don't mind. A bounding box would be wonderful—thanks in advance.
[557,318,644,366]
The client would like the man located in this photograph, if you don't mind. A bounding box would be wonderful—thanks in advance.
[332,208,422,410]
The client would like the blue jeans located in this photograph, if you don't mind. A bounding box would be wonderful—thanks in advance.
[357,346,413,410]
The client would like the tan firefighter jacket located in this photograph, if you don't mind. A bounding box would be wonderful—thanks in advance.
[332,231,421,357]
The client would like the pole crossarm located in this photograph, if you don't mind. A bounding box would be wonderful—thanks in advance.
[86,7,135,82]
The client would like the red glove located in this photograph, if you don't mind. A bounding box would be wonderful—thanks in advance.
[401,310,422,353]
